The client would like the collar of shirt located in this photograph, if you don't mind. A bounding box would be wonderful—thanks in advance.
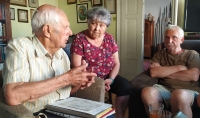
[31,36,63,60]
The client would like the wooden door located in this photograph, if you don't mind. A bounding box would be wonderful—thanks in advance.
[117,0,144,81]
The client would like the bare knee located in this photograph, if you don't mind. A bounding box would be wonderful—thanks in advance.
[171,89,192,106]
[141,87,162,104]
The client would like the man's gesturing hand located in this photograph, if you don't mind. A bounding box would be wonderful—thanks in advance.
[66,63,97,88]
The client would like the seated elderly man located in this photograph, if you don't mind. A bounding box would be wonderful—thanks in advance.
[141,25,200,118]
[2,4,97,117]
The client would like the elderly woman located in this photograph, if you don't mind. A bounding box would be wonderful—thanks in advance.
[70,7,132,118]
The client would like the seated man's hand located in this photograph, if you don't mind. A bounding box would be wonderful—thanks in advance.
[66,63,97,88]
[150,63,161,68]
[178,65,187,71]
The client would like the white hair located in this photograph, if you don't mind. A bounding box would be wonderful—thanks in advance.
[165,25,184,37]
[87,7,111,27]
[31,8,60,33]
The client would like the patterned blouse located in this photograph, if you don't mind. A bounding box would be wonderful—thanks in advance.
[71,31,118,79]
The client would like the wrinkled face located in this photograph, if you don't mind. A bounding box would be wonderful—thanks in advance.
[164,30,184,52]
[88,19,107,39]
[50,14,72,48]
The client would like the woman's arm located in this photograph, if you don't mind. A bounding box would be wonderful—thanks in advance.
[105,52,120,91]
[71,53,82,67]
[109,51,120,79]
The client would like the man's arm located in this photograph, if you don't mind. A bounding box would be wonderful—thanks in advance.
[167,68,199,81]
[149,62,187,78]
[4,64,97,106]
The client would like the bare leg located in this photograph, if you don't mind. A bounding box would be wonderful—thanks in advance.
[171,89,193,118]
[115,95,129,118]
[141,87,163,117]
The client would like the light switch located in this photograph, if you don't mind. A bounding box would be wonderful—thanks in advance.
[113,17,116,21]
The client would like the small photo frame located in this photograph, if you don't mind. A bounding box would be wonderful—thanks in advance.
[30,9,36,19]
[10,0,27,7]
[80,0,90,2]
[76,3,88,23]
[104,0,116,14]
[91,0,102,6]
[67,0,77,4]
[28,0,39,8]
[10,8,15,20]
[18,9,28,23]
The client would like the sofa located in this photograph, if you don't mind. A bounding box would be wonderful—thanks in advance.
[129,39,200,118]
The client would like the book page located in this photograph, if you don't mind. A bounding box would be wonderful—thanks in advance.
[49,97,112,115]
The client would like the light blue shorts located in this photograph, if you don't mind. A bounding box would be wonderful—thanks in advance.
[153,84,199,109]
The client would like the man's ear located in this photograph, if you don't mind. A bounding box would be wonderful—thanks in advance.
[180,37,184,44]
[42,24,51,38]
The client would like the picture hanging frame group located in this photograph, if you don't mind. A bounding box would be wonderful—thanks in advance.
[79,0,90,2]
[10,0,27,7]
[67,0,77,4]
[30,9,36,19]
[17,9,28,23]
[10,8,15,20]
[91,0,102,6]
[104,0,116,14]
[76,3,88,23]
[28,0,39,8]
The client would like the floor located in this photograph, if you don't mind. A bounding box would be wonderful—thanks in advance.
[143,58,151,71]
[105,58,150,118]
[105,92,129,118]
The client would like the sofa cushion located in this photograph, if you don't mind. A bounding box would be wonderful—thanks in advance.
[181,40,200,54]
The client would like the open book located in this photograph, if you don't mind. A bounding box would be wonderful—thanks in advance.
[46,97,113,118]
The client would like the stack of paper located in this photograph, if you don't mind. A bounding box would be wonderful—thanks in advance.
[46,97,115,118]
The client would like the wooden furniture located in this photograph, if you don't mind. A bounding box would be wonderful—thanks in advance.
[144,19,154,58]
[0,0,11,63]
[0,0,12,42]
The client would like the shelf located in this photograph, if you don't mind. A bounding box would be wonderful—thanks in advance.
[184,35,200,40]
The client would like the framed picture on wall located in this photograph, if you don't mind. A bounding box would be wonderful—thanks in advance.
[10,0,27,7]
[10,8,15,20]
[104,0,116,14]
[76,3,88,23]
[80,0,90,2]
[67,0,77,4]
[30,9,36,19]
[18,9,28,23]
[28,0,39,8]
[91,0,102,6]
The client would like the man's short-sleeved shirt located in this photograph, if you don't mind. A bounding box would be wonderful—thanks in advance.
[70,31,118,79]
[151,48,200,92]
[2,36,71,112]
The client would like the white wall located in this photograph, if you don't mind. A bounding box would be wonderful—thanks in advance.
[145,0,171,23]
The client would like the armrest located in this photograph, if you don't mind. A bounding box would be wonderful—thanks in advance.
[0,89,35,118]
[131,70,158,90]
[75,78,105,102]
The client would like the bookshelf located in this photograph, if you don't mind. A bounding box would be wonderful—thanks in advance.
[0,0,12,63]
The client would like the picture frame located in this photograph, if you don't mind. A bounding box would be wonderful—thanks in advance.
[76,3,88,23]
[10,8,15,20]
[67,0,77,4]
[17,9,28,23]
[10,0,27,7]
[30,9,36,19]
[104,0,116,14]
[80,0,90,2]
[28,0,39,8]
[91,0,102,6]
